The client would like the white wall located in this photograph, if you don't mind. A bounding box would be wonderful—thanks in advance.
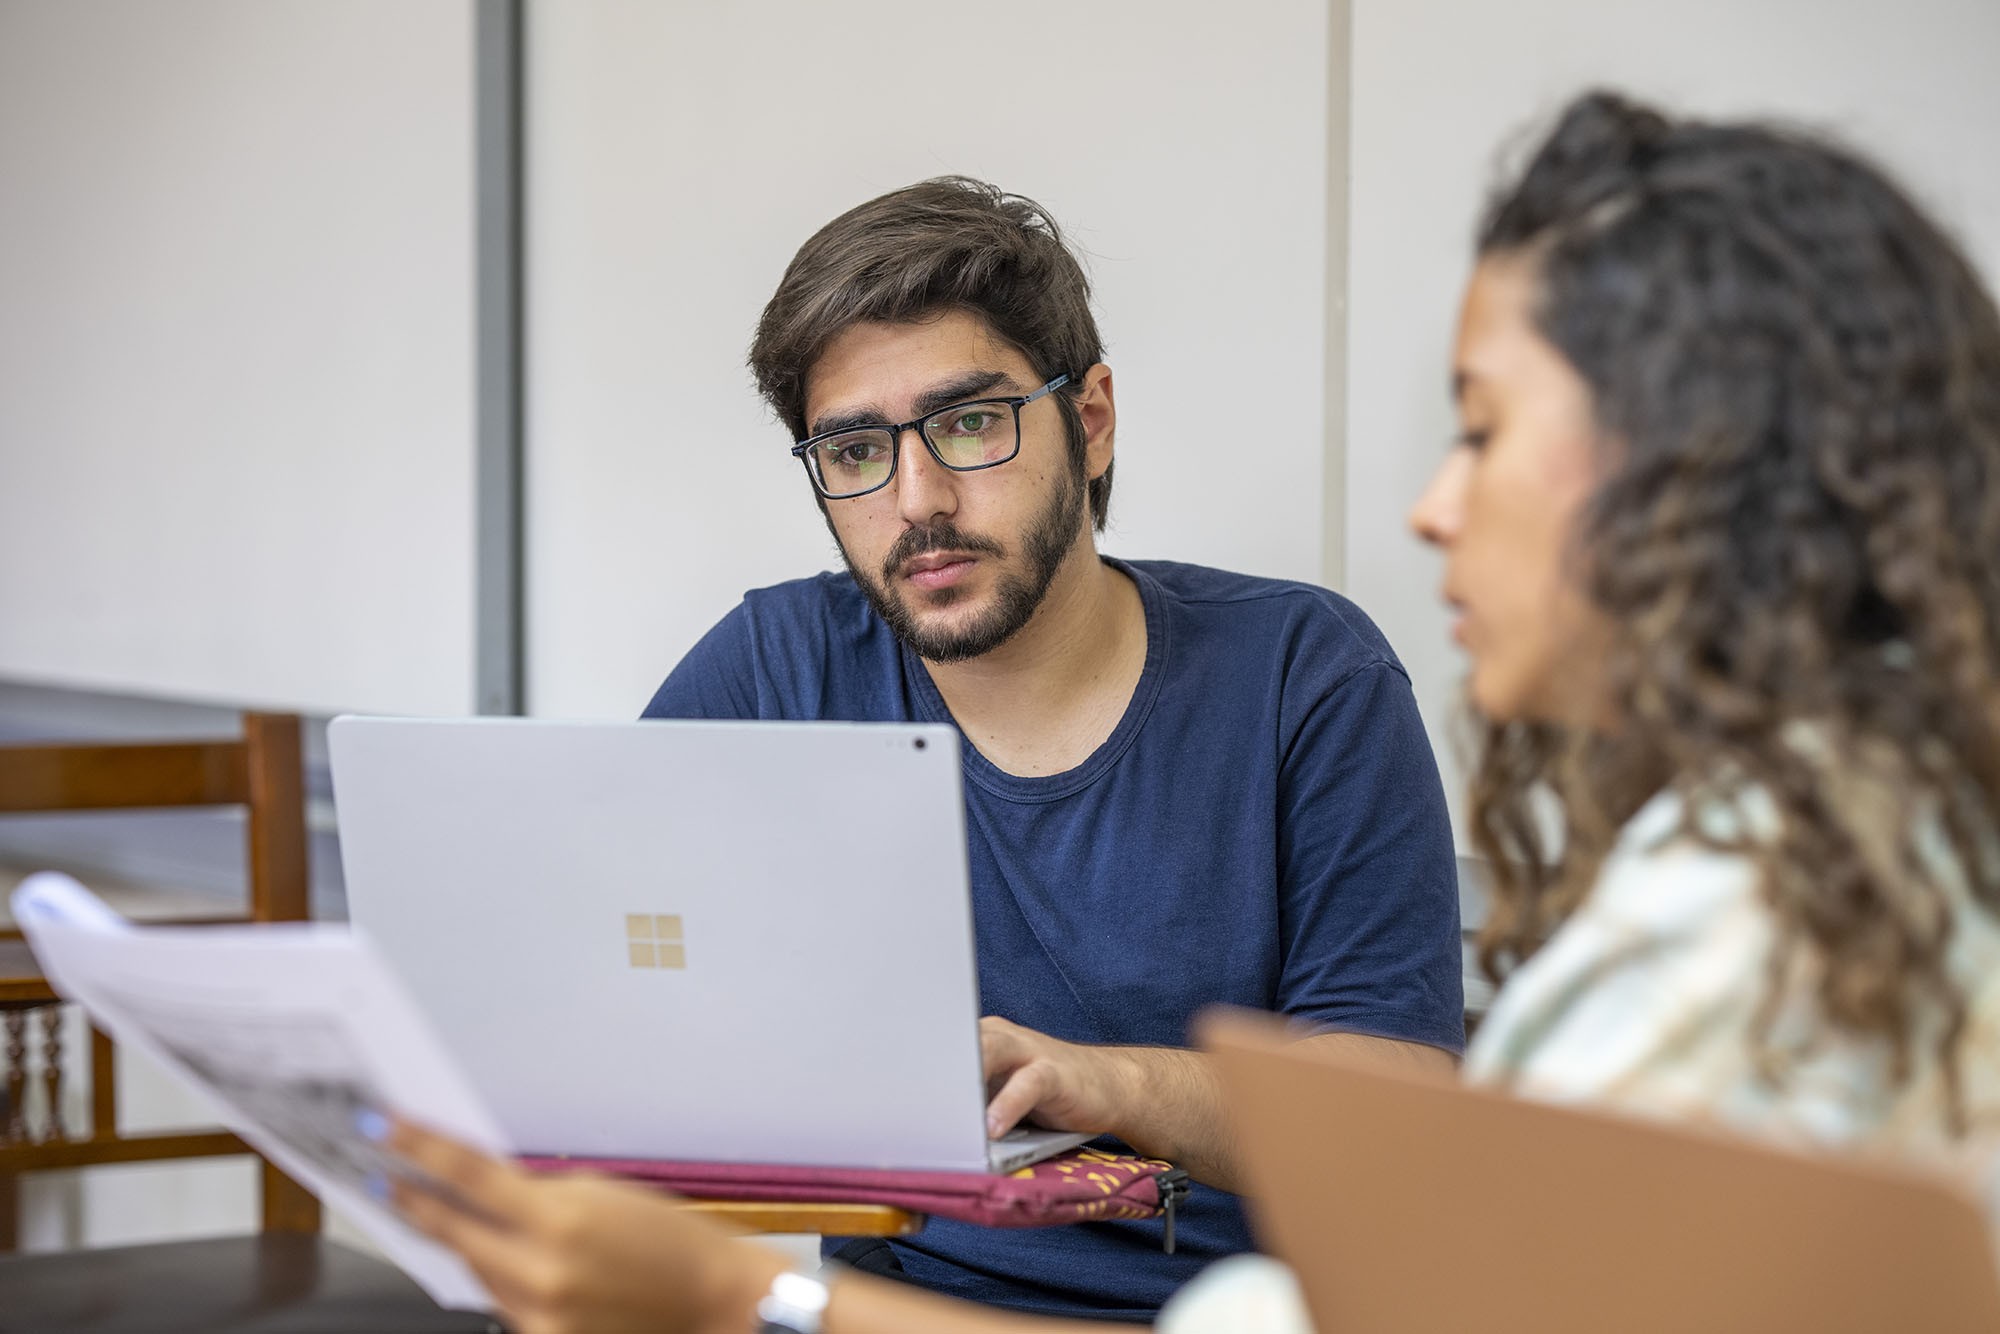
[523,0,1337,717]
[0,0,479,718]
[1345,0,2000,832]
[6,0,1996,792]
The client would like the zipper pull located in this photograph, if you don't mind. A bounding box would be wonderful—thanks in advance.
[1157,1168,1190,1254]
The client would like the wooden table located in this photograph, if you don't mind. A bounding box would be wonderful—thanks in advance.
[682,1199,923,1235]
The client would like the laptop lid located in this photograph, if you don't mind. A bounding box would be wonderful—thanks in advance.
[330,716,996,1171]
[1202,1009,2000,1334]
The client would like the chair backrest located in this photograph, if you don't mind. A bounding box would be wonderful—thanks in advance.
[0,712,319,1250]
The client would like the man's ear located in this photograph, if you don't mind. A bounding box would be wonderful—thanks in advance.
[1076,364,1115,481]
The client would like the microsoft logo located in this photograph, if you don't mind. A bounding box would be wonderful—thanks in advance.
[625,913,685,969]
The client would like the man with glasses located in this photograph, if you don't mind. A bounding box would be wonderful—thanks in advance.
[645,178,1462,1320]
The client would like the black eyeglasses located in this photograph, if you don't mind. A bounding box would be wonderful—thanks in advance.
[789,374,1072,500]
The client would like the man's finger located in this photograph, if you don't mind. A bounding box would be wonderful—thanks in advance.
[979,1016,1028,1080]
[984,1064,1048,1138]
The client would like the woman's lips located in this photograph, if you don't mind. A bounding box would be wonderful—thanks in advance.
[1443,594,1469,646]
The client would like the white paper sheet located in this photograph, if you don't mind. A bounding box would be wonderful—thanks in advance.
[10,871,509,1313]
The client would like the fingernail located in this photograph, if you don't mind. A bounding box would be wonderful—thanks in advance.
[986,1114,1001,1138]
[354,1108,390,1143]
[364,1171,391,1203]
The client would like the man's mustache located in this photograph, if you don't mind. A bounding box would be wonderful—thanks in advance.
[882,524,1005,580]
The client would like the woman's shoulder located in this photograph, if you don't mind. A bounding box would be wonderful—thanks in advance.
[1462,792,1776,1111]
[1470,780,2000,1149]
[1585,787,1774,933]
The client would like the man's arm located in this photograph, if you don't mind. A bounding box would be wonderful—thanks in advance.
[987,654,1465,1193]
[982,1017,1455,1193]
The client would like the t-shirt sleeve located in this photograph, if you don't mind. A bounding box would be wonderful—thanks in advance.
[640,603,765,720]
[1275,659,1466,1054]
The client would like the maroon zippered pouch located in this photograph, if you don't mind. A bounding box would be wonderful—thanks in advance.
[520,1146,1190,1248]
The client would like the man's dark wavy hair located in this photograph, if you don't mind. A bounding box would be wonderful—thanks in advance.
[749,177,1110,530]
[1468,91,2000,1121]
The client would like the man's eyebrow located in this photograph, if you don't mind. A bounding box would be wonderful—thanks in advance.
[1451,368,1471,401]
[809,370,1018,438]
[912,370,1015,418]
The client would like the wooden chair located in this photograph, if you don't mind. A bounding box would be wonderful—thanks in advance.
[0,712,319,1247]
[0,712,495,1331]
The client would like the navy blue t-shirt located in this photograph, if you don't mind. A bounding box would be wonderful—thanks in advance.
[644,558,1462,1320]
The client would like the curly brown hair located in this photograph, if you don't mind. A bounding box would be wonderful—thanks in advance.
[1468,91,2000,1117]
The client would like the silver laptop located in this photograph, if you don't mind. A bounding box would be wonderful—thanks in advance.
[328,715,1087,1174]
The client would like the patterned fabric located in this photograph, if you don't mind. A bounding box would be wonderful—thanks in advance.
[1013,1148,1180,1222]
[1157,783,2000,1334]
[1465,785,2000,1172]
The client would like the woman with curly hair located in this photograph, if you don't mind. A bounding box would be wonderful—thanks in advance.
[383,90,2000,1334]
[1435,88,2000,1144]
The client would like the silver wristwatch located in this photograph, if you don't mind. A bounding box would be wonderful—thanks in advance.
[755,1266,835,1334]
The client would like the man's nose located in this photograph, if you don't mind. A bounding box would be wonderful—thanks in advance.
[895,427,959,527]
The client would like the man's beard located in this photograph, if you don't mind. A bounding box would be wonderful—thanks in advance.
[835,462,1087,664]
